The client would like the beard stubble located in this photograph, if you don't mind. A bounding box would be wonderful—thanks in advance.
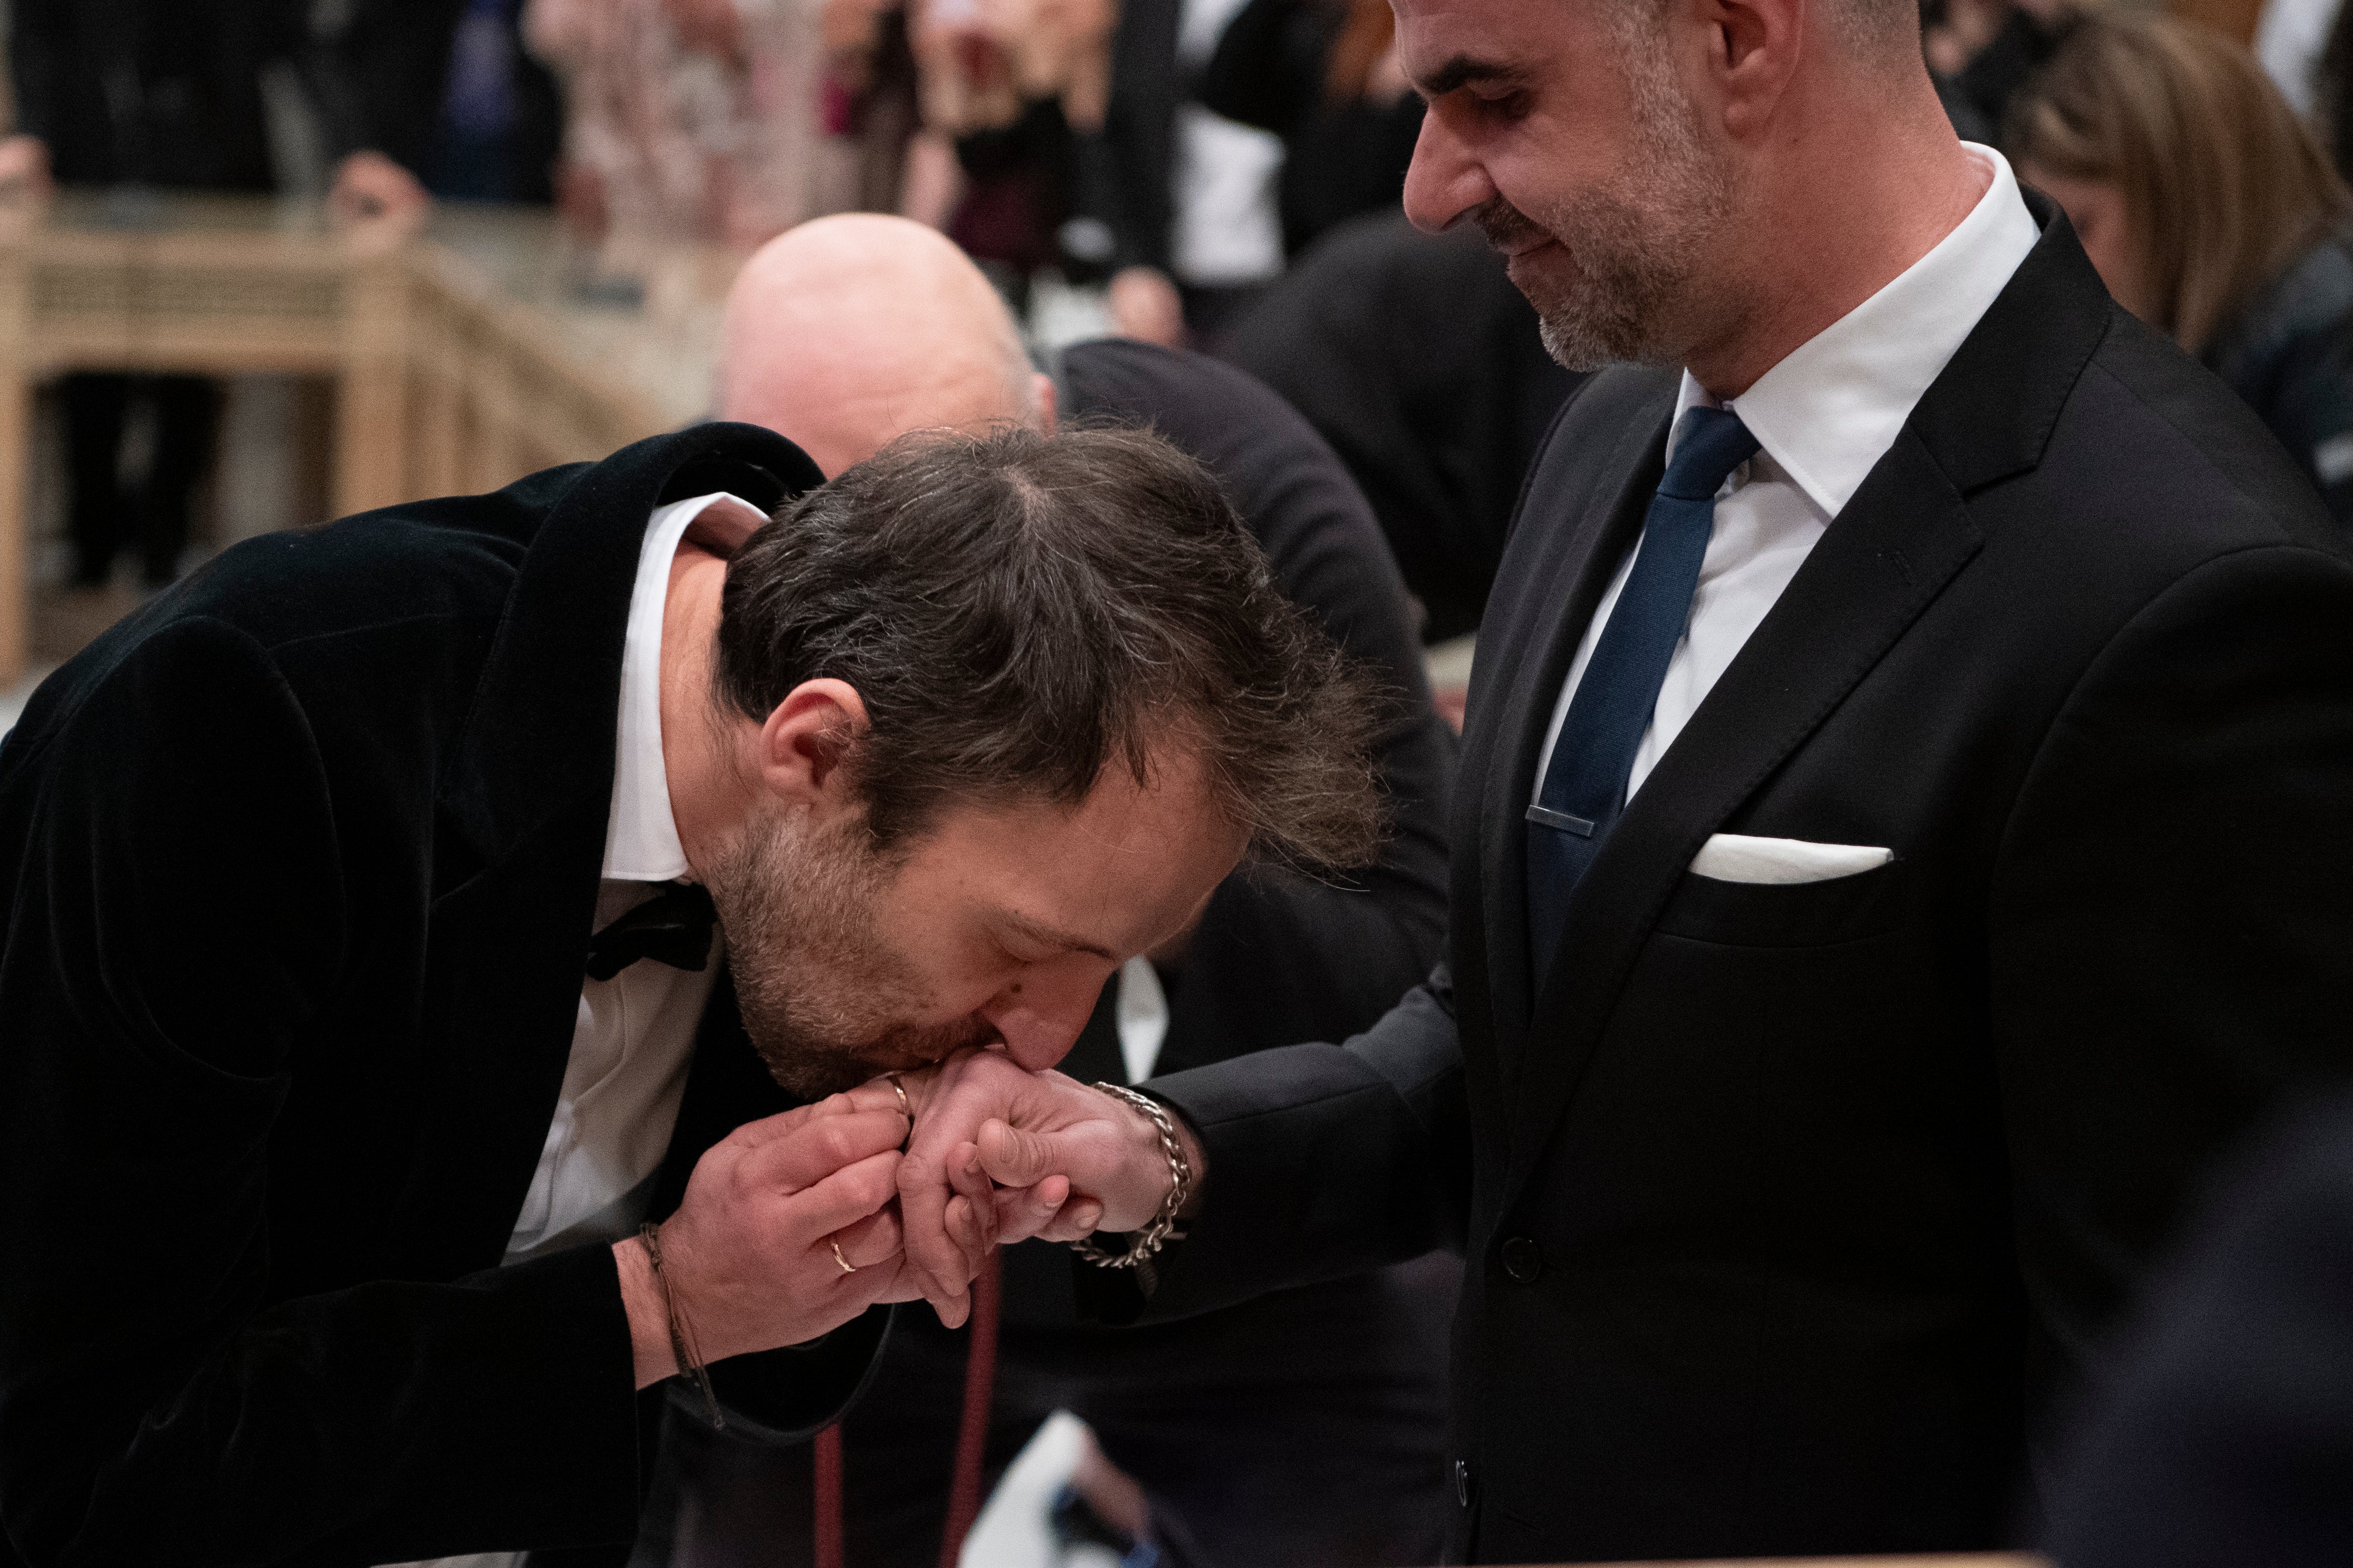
[1479,43,1736,371]
[704,811,994,1100]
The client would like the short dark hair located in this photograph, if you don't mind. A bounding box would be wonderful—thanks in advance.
[714,424,1387,869]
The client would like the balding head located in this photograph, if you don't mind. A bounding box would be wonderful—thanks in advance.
[719,215,1045,477]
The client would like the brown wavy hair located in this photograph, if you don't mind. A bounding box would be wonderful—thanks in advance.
[715,423,1389,871]
[2006,12,2353,352]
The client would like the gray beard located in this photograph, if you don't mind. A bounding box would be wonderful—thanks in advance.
[1490,47,1735,372]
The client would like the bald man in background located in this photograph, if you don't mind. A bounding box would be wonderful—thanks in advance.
[632,215,1459,1568]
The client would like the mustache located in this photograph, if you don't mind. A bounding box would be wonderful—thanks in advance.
[1474,196,1550,254]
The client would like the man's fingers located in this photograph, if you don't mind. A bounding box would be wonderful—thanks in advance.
[975,1118,1069,1190]
[991,1174,1072,1245]
[722,1100,821,1150]
[782,1148,903,1240]
[745,1109,911,1193]
[1035,1196,1105,1244]
[830,1203,904,1270]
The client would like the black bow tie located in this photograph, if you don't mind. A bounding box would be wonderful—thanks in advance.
[585,882,718,982]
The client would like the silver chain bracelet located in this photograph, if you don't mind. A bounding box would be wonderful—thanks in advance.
[1068,1082,1193,1271]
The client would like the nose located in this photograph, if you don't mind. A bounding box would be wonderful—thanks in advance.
[980,964,1112,1072]
[1402,101,1497,235]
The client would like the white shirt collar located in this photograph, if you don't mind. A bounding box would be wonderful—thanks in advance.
[1670,143,2041,518]
[601,491,769,882]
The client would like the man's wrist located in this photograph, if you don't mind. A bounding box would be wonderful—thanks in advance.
[1106,1085,1205,1222]
[612,1237,680,1390]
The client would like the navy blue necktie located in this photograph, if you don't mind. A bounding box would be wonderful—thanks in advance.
[1524,406,1759,979]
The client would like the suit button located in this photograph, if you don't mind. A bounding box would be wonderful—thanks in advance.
[1500,1235,1544,1283]
[1455,1458,1474,1508]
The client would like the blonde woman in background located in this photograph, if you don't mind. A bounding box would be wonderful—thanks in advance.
[2010,12,2353,526]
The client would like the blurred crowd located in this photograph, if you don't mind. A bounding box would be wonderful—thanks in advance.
[14,0,2353,635]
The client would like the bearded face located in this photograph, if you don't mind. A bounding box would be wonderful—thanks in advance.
[704,808,996,1100]
[1480,36,1737,372]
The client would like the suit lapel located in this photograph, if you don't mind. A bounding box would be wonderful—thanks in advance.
[1494,201,2114,1210]
[1471,396,1671,1083]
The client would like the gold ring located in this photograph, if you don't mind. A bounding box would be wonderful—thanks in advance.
[830,1240,858,1274]
[885,1072,911,1119]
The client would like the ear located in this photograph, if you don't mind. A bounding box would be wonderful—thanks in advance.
[1032,371,1059,435]
[1698,0,1806,139]
[755,678,873,817]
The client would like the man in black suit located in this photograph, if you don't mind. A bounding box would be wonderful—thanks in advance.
[0,418,1382,1565]
[890,0,2353,1559]
[659,213,1456,1568]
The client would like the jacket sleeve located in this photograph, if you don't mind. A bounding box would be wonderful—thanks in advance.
[0,620,645,1567]
[1988,543,2353,1448]
[1112,968,1471,1322]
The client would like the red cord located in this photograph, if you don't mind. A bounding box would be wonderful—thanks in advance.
[814,1424,845,1568]
[811,1250,1004,1568]
[940,1249,1004,1568]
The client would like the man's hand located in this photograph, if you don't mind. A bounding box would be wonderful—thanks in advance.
[1107,266,1185,347]
[612,1091,918,1389]
[894,1048,1203,1327]
[330,151,430,252]
[0,135,53,206]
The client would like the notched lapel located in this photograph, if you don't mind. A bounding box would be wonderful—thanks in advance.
[1465,385,1674,1093]
[1492,200,2112,1210]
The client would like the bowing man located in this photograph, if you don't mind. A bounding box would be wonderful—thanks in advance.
[0,422,1384,1565]
[890,0,2353,1560]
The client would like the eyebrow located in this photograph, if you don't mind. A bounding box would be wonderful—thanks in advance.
[1415,53,1527,102]
[999,911,1118,962]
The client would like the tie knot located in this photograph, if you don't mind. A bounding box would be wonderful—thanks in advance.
[1657,406,1760,502]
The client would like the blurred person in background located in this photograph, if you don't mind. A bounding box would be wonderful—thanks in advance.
[1222,213,1584,647]
[0,0,312,590]
[1193,0,1422,261]
[1076,0,1289,348]
[2041,1091,2353,1568]
[647,211,1459,1568]
[315,0,565,230]
[898,0,1114,310]
[2010,13,2353,529]
[526,0,919,264]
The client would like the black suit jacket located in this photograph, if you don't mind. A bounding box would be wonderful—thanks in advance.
[1132,200,2353,1561]
[0,426,886,1567]
[2041,1090,2353,1568]
[1074,0,1179,275]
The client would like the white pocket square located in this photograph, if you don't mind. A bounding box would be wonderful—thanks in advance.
[1689,833,1892,885]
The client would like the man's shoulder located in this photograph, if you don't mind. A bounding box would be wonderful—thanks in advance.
[6,469,588,771]
[2005,308,2347,567]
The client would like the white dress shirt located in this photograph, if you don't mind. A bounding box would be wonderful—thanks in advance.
[391,491,767,1568]
[498,490,771,1265]
[1532,144,2041,807]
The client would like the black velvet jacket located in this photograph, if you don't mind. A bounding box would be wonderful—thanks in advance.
[0,425,888,1567]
